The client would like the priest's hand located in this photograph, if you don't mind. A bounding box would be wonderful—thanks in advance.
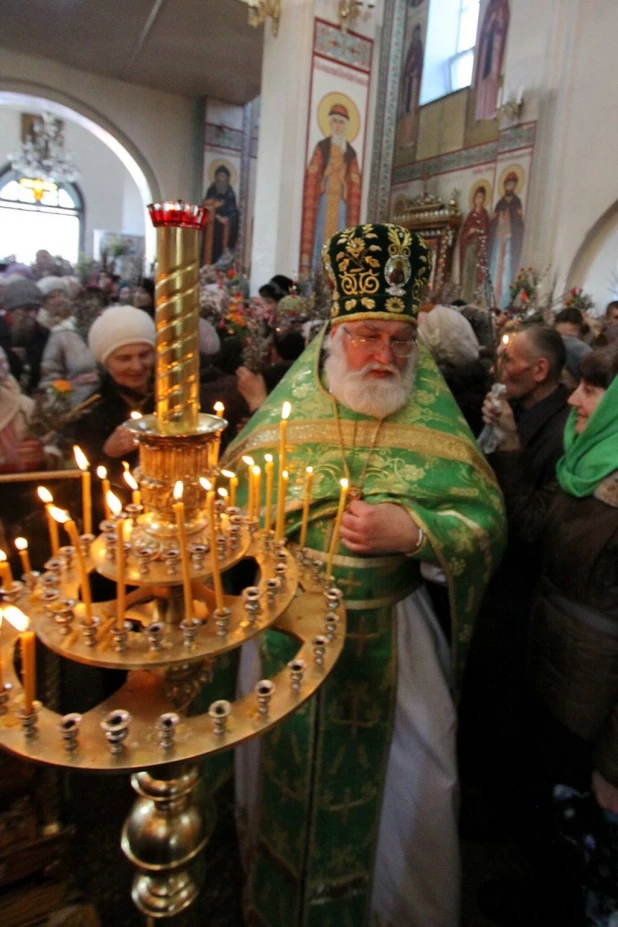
[340,500,420,555]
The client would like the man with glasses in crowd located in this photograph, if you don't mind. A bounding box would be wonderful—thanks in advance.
[224,223,506,927]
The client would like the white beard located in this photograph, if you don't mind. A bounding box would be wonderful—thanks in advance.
[324,329,417,418]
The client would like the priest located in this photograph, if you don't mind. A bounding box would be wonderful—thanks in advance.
[224,223,506,927]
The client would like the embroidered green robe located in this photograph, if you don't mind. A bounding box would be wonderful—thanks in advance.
[223,328,506,926]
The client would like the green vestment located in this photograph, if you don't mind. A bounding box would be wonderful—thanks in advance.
[223,328,506,926]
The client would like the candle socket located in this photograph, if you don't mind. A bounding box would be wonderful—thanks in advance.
[41,588,60,615]
[125,503,143,524]
[136,545,156,576]
[99,519,116,534]
[246,517,259,537]
[180,617,201,648]
[325,613,340,641]
[312,635,328,667]
[275,562,287,587]
[324,587,343,612]
[79,534,96,557]
[0,581,24,604]
[265,578,280,607]
[255,679,275,716]
[242,586,262,624]
[0,682,12,715]
[146,621,165,651]
[228,524,241,551]
[103,532,117,561]
[262,530,275,553]
[59,545,75,571]
[59,713,82,752]
[112,624,131,653]
[188,543,208,570]
[164,549,181,576]
[54,598,76,635]
[44,558,63,580]
[18,706,38,738]
[157,712,179,750]
[215,534,227,562]
[214,607,231,638]
[101,709,131,754]
[208,699,231,735]
[81,615,100,646]
[287,659,305,693]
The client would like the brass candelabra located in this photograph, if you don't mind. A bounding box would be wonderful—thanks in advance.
[0,202,344,921]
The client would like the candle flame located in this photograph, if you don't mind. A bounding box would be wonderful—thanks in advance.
[106,492,123,517]
[242,455,254,467]
[306,466,313,474]
[265,453,273,463]
[3,605,30,632]
[0,550,7,563]
[199,477,212,491]
[173,480,184,501]
[282,470,289,479]
[96,465,107,479]
[130,411,142,420]
[214,401,224,414]
[123,471,138,491]
[37,486,53,504]
[501,334,510,345]
[121,460,130,472]
[217,487,228,499]
[340,478,349,489]
[15,537,28,552]
[73,444,89,471]
[49,506,69,524]
[252,465,261,476]
[281,401,291,421]
[221,469,235,479]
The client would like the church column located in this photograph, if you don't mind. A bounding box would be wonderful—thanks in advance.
[250,0,383,293]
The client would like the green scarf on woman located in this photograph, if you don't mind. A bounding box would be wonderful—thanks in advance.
[556,374,618,497]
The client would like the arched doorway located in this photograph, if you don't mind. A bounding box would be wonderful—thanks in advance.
[568,199,618,315]
[0,87,160,265]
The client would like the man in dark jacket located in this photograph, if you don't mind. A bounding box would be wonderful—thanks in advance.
[459,322,570,827]
[2,279,49,394]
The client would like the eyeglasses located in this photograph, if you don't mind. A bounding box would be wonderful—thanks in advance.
[342,327,416,358]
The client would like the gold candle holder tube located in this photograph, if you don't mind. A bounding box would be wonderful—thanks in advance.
[148,202,208,436]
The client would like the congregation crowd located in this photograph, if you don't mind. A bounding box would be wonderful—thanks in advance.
[0,232,617,927]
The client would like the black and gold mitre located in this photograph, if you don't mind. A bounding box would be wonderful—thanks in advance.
[322,222,432,326]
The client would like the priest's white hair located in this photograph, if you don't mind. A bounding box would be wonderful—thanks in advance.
[324,326,417,418]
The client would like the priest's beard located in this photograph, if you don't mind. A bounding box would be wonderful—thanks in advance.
[324,328,417,418]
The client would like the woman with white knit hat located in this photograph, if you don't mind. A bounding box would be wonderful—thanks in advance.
[68,305,156,497]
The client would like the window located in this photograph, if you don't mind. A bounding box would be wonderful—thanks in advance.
[449,0,480,92]
[0,167,84,265]
[420,0,481,105]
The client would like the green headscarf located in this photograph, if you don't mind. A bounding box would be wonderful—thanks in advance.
[556,374,618,497]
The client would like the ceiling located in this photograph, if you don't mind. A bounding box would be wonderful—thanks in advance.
[0,0,264,105]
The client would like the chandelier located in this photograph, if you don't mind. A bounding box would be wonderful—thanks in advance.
[8,112,80,201]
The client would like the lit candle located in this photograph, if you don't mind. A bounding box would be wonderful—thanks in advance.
[96,466,112,520]
[123,470,141,506]
[251,465,262,520]
[106,492,126,629]
[299,467,314,549]
[275,470,289,543]
[199,477,216,516]
[172,482,194,621]
[326,478,350,581]
[221,470,238,508]
[49,506,93,624]
[217,487,228,507]
[264,454,274,533]
[2,607,33,708]
[14,538,32,578]
[211,430,223,467]
[242,456,254,517]
[214,401,225,418]
[207,493,225,610]
[73,445,92,535]
[0,551,13,587]
[279,401,291,475]
[37,486,60,555]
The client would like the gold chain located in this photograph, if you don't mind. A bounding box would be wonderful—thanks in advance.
[331,398,384,501]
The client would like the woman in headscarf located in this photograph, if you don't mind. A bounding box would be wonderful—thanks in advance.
[69,305,155,491]
[482,343,618,923]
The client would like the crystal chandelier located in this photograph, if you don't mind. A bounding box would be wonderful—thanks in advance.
[8,112,80,200]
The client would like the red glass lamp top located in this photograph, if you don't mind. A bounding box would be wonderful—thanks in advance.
[147,201,209,230]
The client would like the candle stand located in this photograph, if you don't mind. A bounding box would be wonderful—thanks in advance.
[0,202,344,922]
